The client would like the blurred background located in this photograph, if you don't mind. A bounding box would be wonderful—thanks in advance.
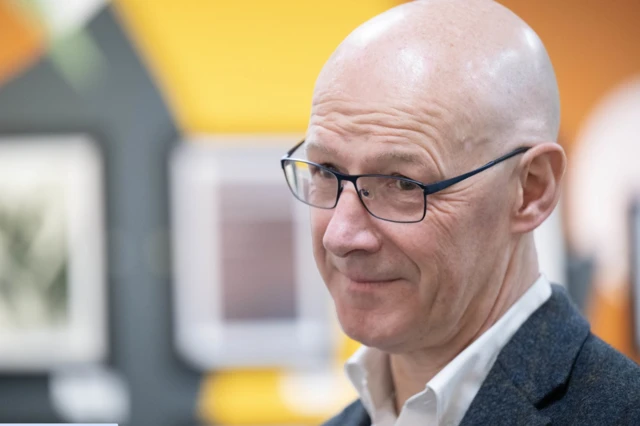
[0,0,638,425]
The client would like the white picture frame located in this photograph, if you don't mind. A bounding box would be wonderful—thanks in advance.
[170,136,334,370]
[0,134,108,371]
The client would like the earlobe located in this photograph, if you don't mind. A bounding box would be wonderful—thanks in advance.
[512,143,566,234]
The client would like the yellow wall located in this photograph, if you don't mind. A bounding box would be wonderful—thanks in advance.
[113,0,404,134]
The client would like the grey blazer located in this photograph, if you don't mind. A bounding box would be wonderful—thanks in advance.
[323,285,640,425]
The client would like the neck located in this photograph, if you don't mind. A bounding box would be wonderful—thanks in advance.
[389,235,539,413]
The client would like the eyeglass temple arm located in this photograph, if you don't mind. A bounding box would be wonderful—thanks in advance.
[283,139,305,158]
[424,147,530,194]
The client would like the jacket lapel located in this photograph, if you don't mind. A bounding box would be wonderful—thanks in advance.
[460,285,590,425]
[352,403,372,426]
[459,364,550,426]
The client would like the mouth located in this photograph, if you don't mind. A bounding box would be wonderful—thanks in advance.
[342,273,400,290]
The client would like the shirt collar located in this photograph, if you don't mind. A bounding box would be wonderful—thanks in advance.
[345,275,552,425]
[345,344,393,417]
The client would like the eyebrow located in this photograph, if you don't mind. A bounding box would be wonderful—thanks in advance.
[305,140,431,168]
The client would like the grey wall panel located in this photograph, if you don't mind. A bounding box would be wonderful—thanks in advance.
[0,6,201,426]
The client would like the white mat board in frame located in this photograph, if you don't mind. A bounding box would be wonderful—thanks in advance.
[170,137,333,369]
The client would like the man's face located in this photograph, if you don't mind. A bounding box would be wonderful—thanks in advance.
[307,76,516,354]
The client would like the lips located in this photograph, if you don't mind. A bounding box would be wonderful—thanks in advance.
[340,270,399,284]
[331,258,401,286]
[347,276,396,284]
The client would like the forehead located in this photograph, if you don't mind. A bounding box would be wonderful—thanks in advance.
[305,136,432,168]
[306,89,455,175]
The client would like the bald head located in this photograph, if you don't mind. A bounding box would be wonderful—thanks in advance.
[312,0,560,156]
[302,0,567,374]
[303,0,567,367]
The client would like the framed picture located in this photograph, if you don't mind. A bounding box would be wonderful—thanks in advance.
[0,134,107,371]
[170,136,334,369]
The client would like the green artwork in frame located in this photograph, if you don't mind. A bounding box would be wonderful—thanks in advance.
[0,134,107,372]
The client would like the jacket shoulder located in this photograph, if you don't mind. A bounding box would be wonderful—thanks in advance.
[322,399,370,426]
[547,332,640,424]
[573,332,640,392]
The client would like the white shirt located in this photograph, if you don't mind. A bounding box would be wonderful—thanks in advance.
[345,275,552,426]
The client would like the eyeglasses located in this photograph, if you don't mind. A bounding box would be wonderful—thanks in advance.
[281,140,530,223]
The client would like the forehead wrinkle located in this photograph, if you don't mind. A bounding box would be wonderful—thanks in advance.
[306,139,425,166]
[309,119,451,180]
[305,139,441,179]
[364,147,438,176]
[307,121,447,178]
[311,97,452,151]
[332,113,444,147]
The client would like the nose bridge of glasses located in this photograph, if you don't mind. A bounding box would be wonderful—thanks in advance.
[335,174,371,213]
[336,172,359,195]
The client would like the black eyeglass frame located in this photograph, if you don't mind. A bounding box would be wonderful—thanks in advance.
[280,139,530,223]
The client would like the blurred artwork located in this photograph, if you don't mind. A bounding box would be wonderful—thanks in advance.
[170,137,333,371]
[0,180,68,329]
[220,182,297,322]
[0,134,107,371]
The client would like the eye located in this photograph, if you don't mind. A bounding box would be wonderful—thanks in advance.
[319,162,339,171]
[310,163,338,180]
[395,178,420,191]
[318,168,335,179]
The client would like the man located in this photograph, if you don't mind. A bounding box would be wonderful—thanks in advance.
[280,0,640,424]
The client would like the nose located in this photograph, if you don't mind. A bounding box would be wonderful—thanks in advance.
[322,183,382,257]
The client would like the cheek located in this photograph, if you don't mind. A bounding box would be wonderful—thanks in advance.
[389,223,450,301]
[396,208,473,307]
[420,192,510,294]
[455,191,510,257]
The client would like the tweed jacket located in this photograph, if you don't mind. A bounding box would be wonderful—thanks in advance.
[323,285,640,425]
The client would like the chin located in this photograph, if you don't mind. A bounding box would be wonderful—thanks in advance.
[335,302,409,352]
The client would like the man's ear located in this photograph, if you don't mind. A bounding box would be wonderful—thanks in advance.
[511,143,566,234]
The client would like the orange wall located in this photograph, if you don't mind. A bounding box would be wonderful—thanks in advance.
[498,0,640,151]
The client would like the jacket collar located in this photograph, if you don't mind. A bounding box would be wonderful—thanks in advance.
[459,285,590,426]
